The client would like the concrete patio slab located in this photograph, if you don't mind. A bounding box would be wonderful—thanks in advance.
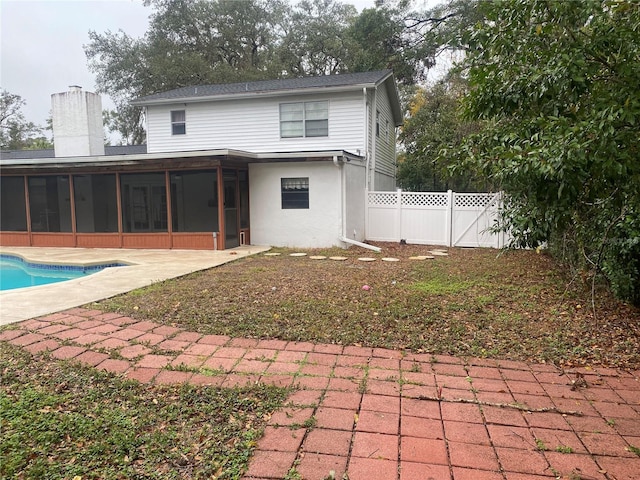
[0,245,268,325]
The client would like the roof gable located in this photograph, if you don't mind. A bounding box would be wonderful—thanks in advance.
[132,70,402,126]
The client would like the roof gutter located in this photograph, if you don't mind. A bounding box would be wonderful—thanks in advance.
[132,84,380,106]
[0,149,364,169]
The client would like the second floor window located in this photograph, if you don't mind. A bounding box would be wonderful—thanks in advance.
[280,101,328,138]
[171,110,186,135]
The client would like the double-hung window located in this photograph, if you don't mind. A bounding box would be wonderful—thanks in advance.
[280,101,328,138]
[171,110,186,135]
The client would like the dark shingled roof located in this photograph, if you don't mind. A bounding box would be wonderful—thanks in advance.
[132,70,394,104]
[0,144,147,160]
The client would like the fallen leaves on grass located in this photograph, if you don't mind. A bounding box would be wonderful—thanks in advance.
[96,243,640,369]
[0,342,288,479]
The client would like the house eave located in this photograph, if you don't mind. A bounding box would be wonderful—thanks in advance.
[0,149,364,171]
[131,84,382,107]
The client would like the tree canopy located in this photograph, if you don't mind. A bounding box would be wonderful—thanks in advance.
[449,0,640,304]
[0,89,52,151]
[398,74,484,192]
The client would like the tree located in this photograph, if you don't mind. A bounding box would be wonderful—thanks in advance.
[346,6,417,84]
[0,89,50,150]
[398,74,484,191]
[400,0,482,76]
[280,0,358,76]
[86,0,291,144]
[103,107,146,146]
[449,0,640,304]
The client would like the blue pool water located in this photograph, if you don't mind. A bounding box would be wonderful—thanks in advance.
[0,255,125,291]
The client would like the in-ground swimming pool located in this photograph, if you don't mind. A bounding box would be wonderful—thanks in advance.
[0,254,125,291]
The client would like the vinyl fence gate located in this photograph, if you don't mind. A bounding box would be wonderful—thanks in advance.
[365,190,509,248]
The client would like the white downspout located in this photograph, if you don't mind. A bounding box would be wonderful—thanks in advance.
[334,155,381,252]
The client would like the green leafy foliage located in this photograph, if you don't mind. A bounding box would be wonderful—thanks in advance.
[449,0,640,304]
[398,75,487,191]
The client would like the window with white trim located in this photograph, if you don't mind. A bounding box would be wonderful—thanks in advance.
[171,110,186,135]
[280,101,328,138]
[281,177,309,209]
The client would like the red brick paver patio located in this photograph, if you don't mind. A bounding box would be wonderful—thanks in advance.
[1,308,639,480]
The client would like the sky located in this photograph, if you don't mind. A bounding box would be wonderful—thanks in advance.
[1,0,436,135]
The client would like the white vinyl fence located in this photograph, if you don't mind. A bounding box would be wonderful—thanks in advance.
[366,190,509,248]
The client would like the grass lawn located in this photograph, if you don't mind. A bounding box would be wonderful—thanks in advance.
[0,341,288,479]
[3,243,639,478]
[96,243,640,369]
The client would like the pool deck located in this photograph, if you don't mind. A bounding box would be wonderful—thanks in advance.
[0,246,269,326]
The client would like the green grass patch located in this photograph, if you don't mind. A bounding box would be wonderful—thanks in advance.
[0,342,288,479]
[410,278,475,295]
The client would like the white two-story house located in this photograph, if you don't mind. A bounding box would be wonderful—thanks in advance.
[0,70,402,250]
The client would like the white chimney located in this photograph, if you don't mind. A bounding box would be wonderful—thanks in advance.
[52,86,105,157]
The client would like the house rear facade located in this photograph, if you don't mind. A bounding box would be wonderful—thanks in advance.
[0,70,402,250]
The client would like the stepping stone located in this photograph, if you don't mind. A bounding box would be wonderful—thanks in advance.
[428,251,449,256]
[358,257,376,262]
[289,253,307,257]
[309,255,327,260]
[381,257,400,262]
[329,256,348,261]
[409,255,435,260]
[264,252,281,256]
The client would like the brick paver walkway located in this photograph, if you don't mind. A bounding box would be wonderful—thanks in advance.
[1,308,639,480]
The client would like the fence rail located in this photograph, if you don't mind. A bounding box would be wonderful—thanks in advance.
[366,189,508,248]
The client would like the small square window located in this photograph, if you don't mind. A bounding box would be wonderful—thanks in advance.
[281,177,309,209]
[171,110,186,135]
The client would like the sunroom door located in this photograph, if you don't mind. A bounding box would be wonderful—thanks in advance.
[223,170,239,248]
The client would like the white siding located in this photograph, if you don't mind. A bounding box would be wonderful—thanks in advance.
[248,162,343,248]
[374,171,396,191]
[373,84,396,190]
[146,91,365,155]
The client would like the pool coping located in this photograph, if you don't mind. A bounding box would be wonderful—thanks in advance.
[1,253,129,276]
[0,246,269,326]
